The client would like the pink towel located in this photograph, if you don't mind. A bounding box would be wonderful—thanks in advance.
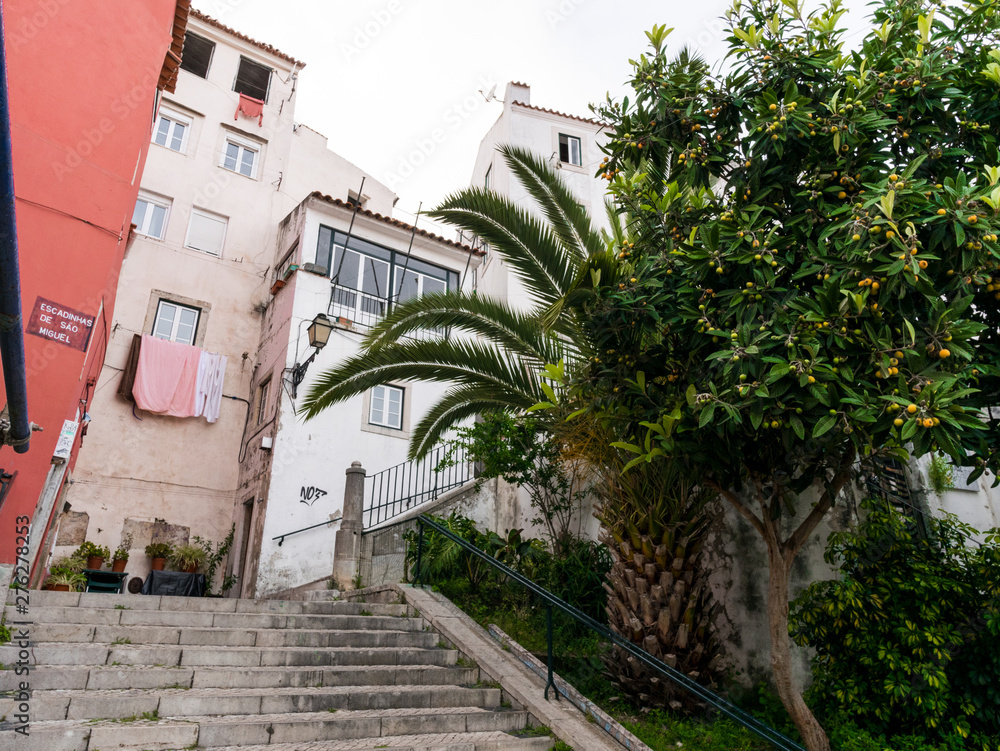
[236,93,264,126]
[133,334,201,417]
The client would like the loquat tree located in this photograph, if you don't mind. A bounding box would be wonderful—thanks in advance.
[573,0,1000,748]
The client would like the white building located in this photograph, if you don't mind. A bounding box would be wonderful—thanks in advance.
[469,82,610,309]
[235,194,481,597]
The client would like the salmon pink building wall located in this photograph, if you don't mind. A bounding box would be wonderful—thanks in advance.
[0,0,185,568]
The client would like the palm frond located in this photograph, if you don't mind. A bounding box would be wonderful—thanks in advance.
[426,189,574,308]
[408,385,528,459]
[299,338,545,421]
[364,291,569,364]
[500,144,604,259]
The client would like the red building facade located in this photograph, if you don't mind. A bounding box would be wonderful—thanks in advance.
[0,0,190,575]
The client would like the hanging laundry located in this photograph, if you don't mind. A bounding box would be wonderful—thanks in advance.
[195,351,227,423]
[132,334,200,417]
[235,93,264,126]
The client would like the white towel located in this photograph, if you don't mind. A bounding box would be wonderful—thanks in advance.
[195,351,228,423]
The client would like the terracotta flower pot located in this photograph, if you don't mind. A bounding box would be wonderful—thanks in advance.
[151,557,166,571]
[50,584,70,592]
[183,564,198,574]
[112,558,127,573]
[86,556,104,570]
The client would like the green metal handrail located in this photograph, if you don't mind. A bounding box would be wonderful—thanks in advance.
[413,514,806,751]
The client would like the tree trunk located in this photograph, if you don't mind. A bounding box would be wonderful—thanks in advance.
[763,524,830,751]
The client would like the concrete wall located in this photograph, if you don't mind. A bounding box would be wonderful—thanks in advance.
[911,454,1000,537]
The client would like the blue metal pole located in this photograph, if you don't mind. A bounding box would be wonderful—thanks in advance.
[0,1,31,454]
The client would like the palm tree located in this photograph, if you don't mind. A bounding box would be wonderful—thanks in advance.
[299,144,720,705]
[298,145,613,457]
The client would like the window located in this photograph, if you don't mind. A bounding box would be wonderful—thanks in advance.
[234,57,271,102]
[152,108,191,153]
[320,228,458,328]
[559,133,582,166]
[256,378,270,424]
[180,33,214,79]
[132,193,170,240]
[185,208,228,256]
[221,136,259,178]
[369,385,403,430]
[484,165,492,190]
[346,191,366,209]
[152,300,200,345]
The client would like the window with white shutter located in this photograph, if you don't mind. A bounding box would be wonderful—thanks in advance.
[185,209,228,256]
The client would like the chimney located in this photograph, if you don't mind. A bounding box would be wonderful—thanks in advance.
[505,81,530,106]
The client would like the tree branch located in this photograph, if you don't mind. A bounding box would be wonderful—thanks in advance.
[705,479,765,536]
[783,448,857,559]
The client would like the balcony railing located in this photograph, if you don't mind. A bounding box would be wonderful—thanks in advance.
[328,282,447,340]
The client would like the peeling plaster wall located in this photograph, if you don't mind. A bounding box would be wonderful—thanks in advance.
[702,485,860,688]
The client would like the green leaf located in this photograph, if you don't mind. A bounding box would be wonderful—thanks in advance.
[699,402,718,428]
[791,414,805,440]
[686,384,697,407]
[611,441,643,454]
[814,415,837,438]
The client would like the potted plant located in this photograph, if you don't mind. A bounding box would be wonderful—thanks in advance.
[169,544,207,574]
[145,542,173,571]
[77,542,110,570]
[112,533,134,573]
[44,571,87,592]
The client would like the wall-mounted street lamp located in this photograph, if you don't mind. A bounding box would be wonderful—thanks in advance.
[290,313,333,398]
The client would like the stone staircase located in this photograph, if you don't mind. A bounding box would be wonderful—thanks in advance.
[0,591,555,751]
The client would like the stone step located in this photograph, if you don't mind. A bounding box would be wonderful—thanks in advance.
[1,684,501,721]
[0,663,478,691]
[1,706,531,751]
[11,590,409,617]
[29,622,439,649]
[166,731,554,751]
[4,605,423,631]
[0,642,457,669]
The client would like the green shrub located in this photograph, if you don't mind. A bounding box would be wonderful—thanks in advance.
[144,542,173,559]
[791,499,1000,748]
[535,536,611,623]
[76,541,110,560]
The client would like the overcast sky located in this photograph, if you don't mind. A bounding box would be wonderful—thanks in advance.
[196,0,872,234]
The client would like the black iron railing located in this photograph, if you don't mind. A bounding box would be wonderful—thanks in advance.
[412,514,807,751]
[364,445,475,528]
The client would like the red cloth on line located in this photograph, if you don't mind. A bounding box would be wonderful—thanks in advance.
[132,334,201,417]
[236,93,264,126]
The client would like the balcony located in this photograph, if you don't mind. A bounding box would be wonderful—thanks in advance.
[328,282,446,341]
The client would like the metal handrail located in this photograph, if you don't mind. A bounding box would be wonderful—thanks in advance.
[271,516,342,547]
[413,514,807,751]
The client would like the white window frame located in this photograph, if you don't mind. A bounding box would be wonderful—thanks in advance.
[184,207,228,256]
[152,300,201,345]
[368,385,404,430]
[132,192,171,240]
[484,164,492,190]
[559,133,583,167]
[152,106,192,154]
[220,133,261,179]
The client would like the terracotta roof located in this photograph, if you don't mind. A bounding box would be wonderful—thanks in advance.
[511,100,606,128]
[308,192,482,255]
[158,0,192,94]
[510,81,530,88]
[189,8,306,68]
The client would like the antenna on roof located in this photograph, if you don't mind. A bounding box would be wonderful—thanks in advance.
[478,83,500,103]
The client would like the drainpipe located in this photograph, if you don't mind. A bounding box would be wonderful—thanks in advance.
[0,2,31,453]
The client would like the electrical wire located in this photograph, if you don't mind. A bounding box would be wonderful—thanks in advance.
[15,196,124,239]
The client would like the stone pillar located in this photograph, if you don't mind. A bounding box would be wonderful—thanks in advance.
[332,461,365,590]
